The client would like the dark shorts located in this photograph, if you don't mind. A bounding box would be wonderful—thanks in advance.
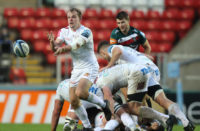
[147,85,163,100]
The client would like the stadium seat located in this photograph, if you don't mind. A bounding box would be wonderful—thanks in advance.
[19,8,35,18]
[33,40,46,53]
[179,0,194,8]
[99,9,115,19]
[130,10,145,19]
[176,21,192,31]
[32,30,48,41]
[82,8,98,19]
[95,30,111,41]
[161,8,179,19]
[18,18,34,30]
[20,29,33,41]
[3,8,18,18]
[146,20,161,30]
[43,44,53,55]
[130,20,147,31]
[51,8,67,18]
[82,19,99,29]
[179,9,195,20]
[97,19,116,30]
[35,8,51,18]
[157,31,175,43]
[9,67,26,84]
[7,17,19,29]
[165,0,179,8]
[160,20,176,31]
[157,43,172,52]
[46,53,56,64]
[145,31,159,42]
[35,18,51,29]
[146,10,161,19]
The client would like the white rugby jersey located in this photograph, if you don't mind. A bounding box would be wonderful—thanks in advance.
[55,79,103,108]
[57,25,99,69]
[108,45,155,66]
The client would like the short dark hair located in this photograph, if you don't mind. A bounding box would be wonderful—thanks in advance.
[97,40,109,53]
[68,8,82,19]
[116,11,129,20]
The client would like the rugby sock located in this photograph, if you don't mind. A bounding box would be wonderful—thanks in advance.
[87,93,106,108]
[168,103,189,127]
[139,106,169,127]
[120,113,136,129]
[104,119,119,130]
[74,105,91,128]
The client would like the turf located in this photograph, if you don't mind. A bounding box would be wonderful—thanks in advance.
[0,124,199,131]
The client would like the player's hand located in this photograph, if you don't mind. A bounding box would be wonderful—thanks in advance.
[47,31,56,52]
[54,47,65,55]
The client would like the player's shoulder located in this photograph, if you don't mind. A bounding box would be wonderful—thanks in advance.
[111,27,120,35]
[58,26,70,33]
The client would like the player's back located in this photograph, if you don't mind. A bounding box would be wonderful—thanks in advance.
[109,45,154,66]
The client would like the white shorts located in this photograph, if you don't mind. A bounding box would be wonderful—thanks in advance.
[127,65,150,95]
[70,67,98,87]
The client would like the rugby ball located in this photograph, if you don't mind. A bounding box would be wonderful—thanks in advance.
[13,40,30,57]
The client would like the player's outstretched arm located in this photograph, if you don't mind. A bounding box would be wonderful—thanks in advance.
[51,99,64,131]
[47,31,63,52]
[142,40,151,55]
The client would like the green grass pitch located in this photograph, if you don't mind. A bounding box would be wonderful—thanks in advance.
[0,124,199,131]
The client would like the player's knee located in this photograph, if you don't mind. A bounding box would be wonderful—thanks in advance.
[75,88,88,99]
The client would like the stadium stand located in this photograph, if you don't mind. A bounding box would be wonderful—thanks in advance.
[2,0,199,84]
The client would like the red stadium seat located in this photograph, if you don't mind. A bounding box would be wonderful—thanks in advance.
[18,18,33,30]
[7,17,19,29]
[83,8,98,19]
[130,20,147,31]
[95,30,111,41]
[157,31,175,43]
[158,43,173,52]
[62,65,72,77]
[99,9,114,19]
[179,0,194,8]
[20,29,33,41]
[97,19,116,30]
[179,9,195,20]
[33,40,46,53]
[146,20,161,30]
[35,8,51,18]
[4,8,18,18]
[43,44,53,55]
[46,53,56,64]
[32,30,48,41]
[194,0,200,9]
[145,31,159,42]
[81,19,99,29]
[160,20,176,31]
[165,0,180,8]
[19,8,35,17]
[146,10,161,19]
[9,67,26,84]
[176,21,192,31]
[34,18,51,29]
[130,10,145,19]
[161,9,179,19]
[51,8,67,18]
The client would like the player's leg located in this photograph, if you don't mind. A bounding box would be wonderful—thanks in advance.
[75,70,112,121]
[148,85,195,131]
[63,105,79,131]
[69,87,92,128]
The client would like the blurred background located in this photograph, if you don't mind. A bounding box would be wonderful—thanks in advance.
[0,0,199,127]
